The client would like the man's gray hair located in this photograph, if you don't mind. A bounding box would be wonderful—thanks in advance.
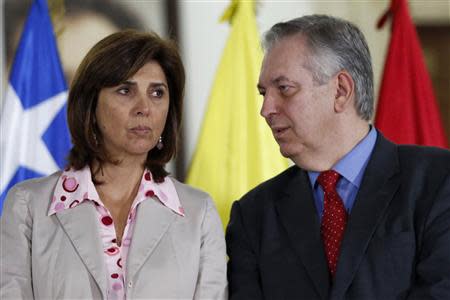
[262,15,374,121]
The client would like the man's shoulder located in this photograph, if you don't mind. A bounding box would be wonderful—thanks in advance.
[397,144,450,172]
[374,133,450,175]
[237,165,299,207]
[398,144,450,158]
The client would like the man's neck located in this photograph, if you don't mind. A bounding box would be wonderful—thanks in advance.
[294,121,370,172]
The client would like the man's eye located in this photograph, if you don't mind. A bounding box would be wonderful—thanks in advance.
[279,85,290,93]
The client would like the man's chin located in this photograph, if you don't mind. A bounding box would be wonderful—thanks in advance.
[279,146,293,159]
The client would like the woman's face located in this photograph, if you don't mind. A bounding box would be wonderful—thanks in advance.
[96,61,170,161]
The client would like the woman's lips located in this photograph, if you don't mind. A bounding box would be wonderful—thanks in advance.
[129,126,151,135]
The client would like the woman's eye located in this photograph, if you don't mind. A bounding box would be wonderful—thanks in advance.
[117,87,130,95]
[151,89,164,98]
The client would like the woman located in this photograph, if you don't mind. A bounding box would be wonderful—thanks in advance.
[0,30,227,299]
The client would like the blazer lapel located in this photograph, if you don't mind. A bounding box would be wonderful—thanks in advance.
[125,198,176,282]
[56,202,108,298]
[275,168,330,300]
[331,134,401,299]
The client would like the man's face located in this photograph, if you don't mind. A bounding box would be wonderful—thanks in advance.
[258,35,338,168]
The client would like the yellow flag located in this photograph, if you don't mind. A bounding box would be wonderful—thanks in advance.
[186,0,289,227]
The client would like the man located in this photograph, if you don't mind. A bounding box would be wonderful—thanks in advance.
[226,15,450,299]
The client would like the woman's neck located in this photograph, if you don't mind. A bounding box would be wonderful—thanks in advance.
[92,157,146,201]
[92,158,146,245]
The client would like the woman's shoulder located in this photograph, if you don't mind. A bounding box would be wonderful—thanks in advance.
[12,171,61,191]
[169,177,209,197]
[167,177,224,232]
[168,177,214,210]
[3,171,62,212]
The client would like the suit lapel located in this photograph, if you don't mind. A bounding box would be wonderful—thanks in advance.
[56,202,107,298]
[275,168,330,300]
[331,134,401,299]
[126,197,176,282]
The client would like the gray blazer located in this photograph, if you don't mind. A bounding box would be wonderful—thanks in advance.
[0,172,228,299]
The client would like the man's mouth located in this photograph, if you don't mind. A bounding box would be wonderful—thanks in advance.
[272,126,289,137]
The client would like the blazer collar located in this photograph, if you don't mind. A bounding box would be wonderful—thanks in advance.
[125,188,179,283]
[330,132,401,299]
[56,193,179,297]
[55,173,183,295]
[56,202,108,298]
[275,167,331,300]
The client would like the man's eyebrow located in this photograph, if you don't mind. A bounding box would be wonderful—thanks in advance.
[257,76,299,90]
[272,76,292,85]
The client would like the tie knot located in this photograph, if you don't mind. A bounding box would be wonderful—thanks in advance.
[317,170,341,193]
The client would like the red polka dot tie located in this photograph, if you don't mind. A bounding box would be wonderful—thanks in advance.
[317,170,347,278]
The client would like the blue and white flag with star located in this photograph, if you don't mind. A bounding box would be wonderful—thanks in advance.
[0,0,71,214]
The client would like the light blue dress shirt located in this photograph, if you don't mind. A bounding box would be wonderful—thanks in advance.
[308,126,377,220]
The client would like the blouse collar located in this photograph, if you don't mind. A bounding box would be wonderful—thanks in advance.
[48,166,185,217]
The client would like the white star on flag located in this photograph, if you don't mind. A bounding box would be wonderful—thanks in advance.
[0,0,71,214]
[0,86,67,194]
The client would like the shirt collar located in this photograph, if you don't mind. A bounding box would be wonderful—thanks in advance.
[308,125,377,188]
[48,166,184,217]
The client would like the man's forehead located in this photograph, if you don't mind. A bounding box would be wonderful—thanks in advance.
[259,53,303,85]
[266,33,307,53]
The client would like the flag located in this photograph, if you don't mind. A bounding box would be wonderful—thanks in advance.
[0,0,71,214]
[375,0,448,147]
[186,0,289,226]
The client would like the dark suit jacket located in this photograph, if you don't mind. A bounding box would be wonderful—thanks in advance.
[226,133,450,300]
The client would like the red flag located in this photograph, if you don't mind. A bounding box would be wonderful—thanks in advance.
[375,0,448,148]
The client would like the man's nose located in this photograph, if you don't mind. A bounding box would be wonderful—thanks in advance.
[260,90,277,120]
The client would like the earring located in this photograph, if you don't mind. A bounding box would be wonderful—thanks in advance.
[93,132,99,147]
[92,117,99,147]
[156,136,163,150]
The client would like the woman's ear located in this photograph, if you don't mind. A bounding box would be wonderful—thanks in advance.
[334,70,355,113]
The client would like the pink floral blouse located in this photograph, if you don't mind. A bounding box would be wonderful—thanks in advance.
[47,166,184,299]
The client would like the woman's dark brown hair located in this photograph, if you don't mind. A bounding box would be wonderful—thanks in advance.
[67,30,184,182]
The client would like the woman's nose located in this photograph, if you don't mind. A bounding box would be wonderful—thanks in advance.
[134,94,150,116]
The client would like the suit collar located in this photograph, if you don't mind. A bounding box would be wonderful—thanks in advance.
[331,132,401,299]
[275,167,331,300]
[56,195,179,297]
[56,202,108,298]
[55,174,182,295]
[275,133,401,299]
[125,188,178,283]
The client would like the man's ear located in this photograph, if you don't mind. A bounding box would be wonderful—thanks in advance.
[334,70,355,113]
